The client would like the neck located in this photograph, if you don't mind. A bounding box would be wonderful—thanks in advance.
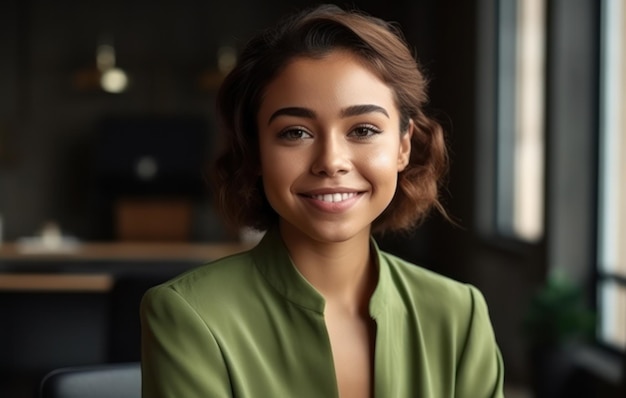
[279,224,378,315]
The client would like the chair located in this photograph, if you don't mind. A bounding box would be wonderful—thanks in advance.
[40,362,140,398]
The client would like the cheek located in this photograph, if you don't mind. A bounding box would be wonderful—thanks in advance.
[260,158,281,188]
[359,146,402,197]
[362,146,401,172]
[260,165,283,210]
[260,151,299,194]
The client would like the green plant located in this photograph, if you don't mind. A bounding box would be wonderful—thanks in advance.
[523,269,596,348]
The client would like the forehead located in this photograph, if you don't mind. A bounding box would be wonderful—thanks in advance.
[258,51,398,119]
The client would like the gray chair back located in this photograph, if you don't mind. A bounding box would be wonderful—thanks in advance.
[40,362,140,398]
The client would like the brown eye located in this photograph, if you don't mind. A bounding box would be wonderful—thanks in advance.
[349,125,382,139]
[278,128,313,141]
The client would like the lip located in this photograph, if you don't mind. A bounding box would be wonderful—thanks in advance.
[300,187,364,196]
[298,188,365,213]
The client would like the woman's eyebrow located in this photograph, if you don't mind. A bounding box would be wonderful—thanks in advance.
[340,104,389,118]
[267,104,389,125]
[268,107,316,125]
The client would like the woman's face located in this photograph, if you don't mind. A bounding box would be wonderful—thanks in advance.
[257,50,411,245]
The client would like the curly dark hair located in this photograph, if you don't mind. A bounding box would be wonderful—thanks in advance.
[212,4,448,234]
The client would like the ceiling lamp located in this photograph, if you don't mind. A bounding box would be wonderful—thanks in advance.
[72,40,129,94]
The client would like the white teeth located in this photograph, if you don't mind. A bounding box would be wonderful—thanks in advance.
[312,192,356,203]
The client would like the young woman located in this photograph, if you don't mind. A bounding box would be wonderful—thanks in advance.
[141,5,504,397]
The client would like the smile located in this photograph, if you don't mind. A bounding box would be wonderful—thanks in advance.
[309,192,358,203]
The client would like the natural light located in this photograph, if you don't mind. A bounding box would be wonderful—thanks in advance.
[496,0,546,242]
[513,0,545,241]
[599,0,626,349]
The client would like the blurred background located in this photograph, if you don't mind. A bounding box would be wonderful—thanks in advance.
[0,0,624,397]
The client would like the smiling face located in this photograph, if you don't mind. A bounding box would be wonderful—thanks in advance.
[257,50,412,246]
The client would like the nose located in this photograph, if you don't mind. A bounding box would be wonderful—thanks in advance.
[311,135,352,177]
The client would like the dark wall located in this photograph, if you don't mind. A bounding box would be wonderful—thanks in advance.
[0,0,540,387]
[0,0,439,243]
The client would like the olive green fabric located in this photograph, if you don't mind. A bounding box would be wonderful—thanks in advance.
[141,228,504,397]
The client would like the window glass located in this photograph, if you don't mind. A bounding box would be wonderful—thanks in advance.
[599,280,626,349]
[598,0,626,349]
[496,0,546,241]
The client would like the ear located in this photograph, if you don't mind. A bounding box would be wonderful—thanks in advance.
[397,119,413,172]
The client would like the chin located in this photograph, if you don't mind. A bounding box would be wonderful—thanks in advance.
[304,223,371,245]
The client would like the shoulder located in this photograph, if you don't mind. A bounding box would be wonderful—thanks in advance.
[378,250,500,375]
[379,250,490,331]
[380,251,475,303]
[143,249,257,312]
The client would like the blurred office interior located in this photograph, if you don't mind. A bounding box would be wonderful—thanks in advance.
[0,0,624,397]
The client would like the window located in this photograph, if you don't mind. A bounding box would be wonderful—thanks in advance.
[495,0,546,242]
[598,0,626,350]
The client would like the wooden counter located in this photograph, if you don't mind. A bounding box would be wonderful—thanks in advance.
[0,241,253,291]
[0,241,253,262]
[0,273,114,292]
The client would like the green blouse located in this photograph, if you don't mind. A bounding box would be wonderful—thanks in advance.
[141,229,504,397]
